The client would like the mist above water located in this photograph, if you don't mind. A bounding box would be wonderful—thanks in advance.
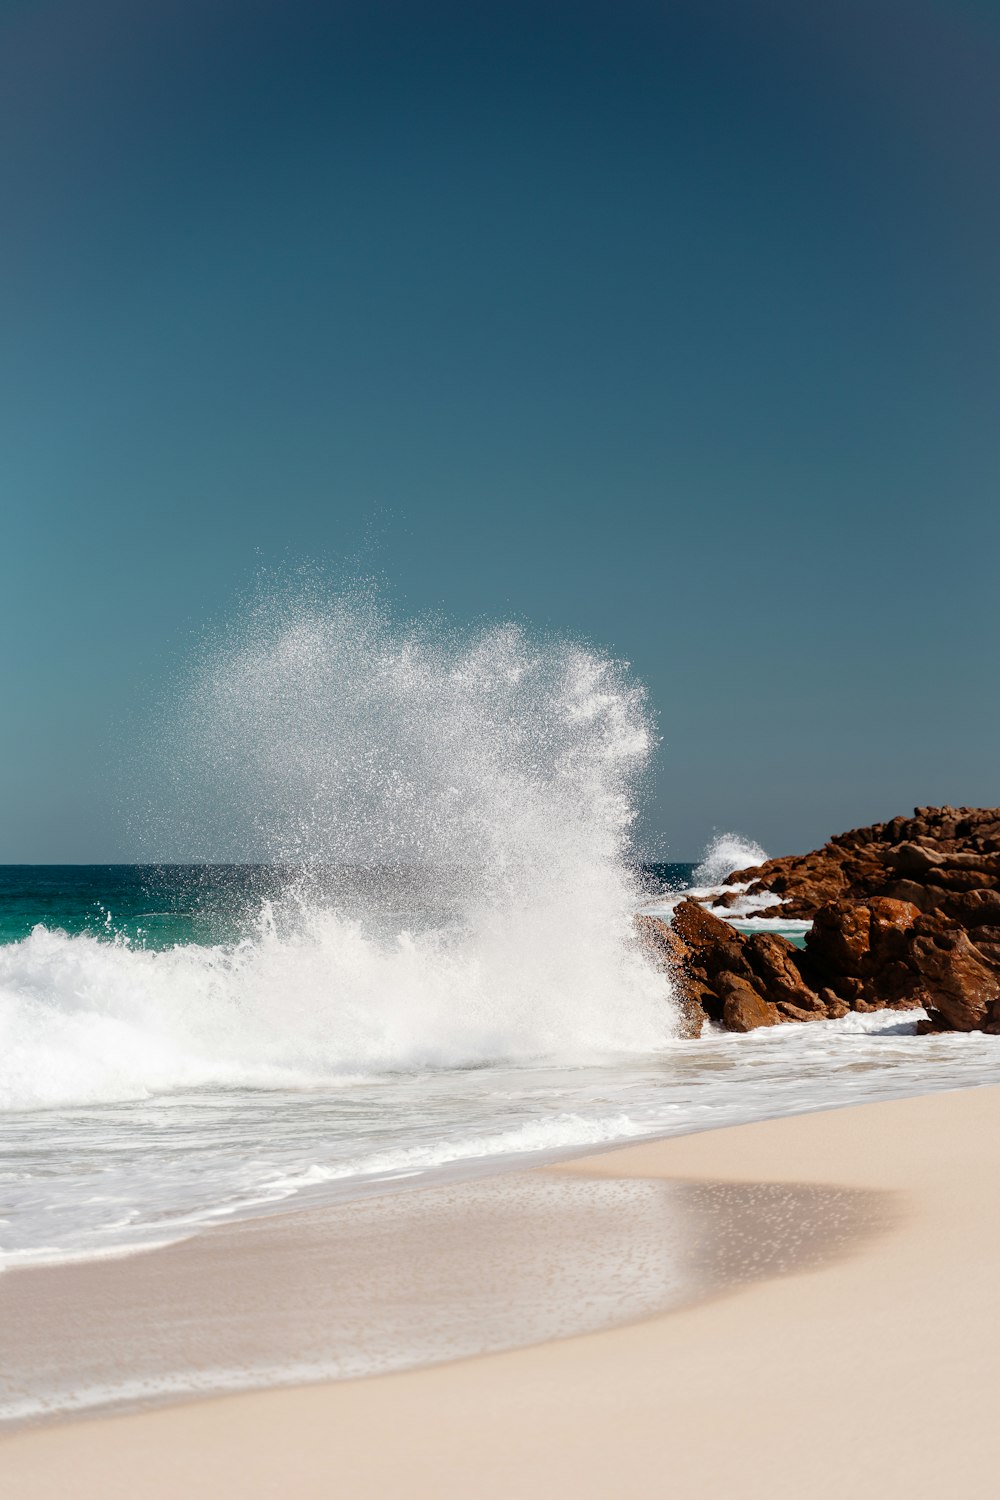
[1,592,675,1112]
[168,590,650,878]
[692,832,768,888]
[162,589,675,1060]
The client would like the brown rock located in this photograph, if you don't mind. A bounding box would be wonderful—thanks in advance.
[670,900,752,981]
[885,843,945,876]
[633,915,705,1037]
[867,959,923,1008]
[678,808,1000,1034]
[940,889,1000,929]
[715,971,776,1032]
[885,879,941,913]
[671,899,738,950]
[805,896,919,988]
[674,995,707,1038]
[914,848,1000,873]
[866,898,921,961]
[744,932,825,1012]
[908,929,1000,1031]
[711,890,742,910]
[807,901,872,976]
[924,868,997,893]
[686,976,724,1025]
[969,925,1000,946]
[722,806,1000,923]
[774,1000,824,1022]
[634,914,688,970]
[818,987,850,1019]
[970,928,1000,971]
[836,976,867,1008]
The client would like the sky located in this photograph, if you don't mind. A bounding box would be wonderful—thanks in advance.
[2,0,998,863]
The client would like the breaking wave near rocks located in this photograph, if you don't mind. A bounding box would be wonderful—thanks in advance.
[692,832,767,889]
[0,593,674,1113]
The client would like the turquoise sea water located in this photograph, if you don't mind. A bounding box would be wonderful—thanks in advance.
[0,862,992,1277]
[0,865,308,947]
[0,863,698,948]
[1,857,998,1427]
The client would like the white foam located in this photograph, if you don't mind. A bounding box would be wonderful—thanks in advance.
[1,601,682,1114]
[280,1111,649,1190]
[692,831,768,887]
[0,905,672,1113]
[3,597,997,1283]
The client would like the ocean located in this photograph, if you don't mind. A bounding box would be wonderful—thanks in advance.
[3,597,998,1425]
[2,860,997,1284]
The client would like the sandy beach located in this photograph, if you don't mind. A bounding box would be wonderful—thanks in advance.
[2,1083,999,1497]
[7,0,997,1489]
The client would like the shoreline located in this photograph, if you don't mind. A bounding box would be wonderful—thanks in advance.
[6,1003,999,1279]
[4,1084,1000,1496]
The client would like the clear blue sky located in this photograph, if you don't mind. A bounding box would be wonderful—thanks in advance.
[2,0,998,862]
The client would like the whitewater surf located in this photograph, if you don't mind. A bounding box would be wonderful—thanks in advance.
[1,594,997,1297]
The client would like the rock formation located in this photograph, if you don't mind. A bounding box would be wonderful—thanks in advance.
[726,806,1000,918]
[650,807,1000,1037]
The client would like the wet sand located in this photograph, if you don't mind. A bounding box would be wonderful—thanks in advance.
[3,1085,999,1498]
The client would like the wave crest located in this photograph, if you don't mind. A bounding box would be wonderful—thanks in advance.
[692,832,767,888]
[3,595,675,1110]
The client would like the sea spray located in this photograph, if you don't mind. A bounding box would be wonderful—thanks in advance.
[692,832,768,888]
[0,592,675,1111]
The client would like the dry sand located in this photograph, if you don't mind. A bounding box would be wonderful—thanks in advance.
[3,1085,1000,1498]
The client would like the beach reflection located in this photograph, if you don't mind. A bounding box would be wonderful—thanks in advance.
[0,1170,893,1426]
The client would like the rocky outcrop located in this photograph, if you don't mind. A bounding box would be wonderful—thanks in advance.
[655,899,828,1033]
[654,807,1000,1036]
[717,971,776,1032]
[633,914,709,1038]
[744,932,828,1015]
[909,929,1000,1032]
[726,806,1000,919]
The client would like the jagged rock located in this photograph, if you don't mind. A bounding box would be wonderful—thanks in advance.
[774,1000,822,1021]
[940,889,1000,928]
[662,811,1000,1034]
[716,972,776,1031]
[744,932,825,1013]
[674,995,708,1038]
[885,879,941,913]
[818,987,850,1019]
[671,900,753,982]
[908,929,1000,1031]
[671,899,739,951]
[807,901,874,976]
[867,898,923,959]
[634,915,706,1037]
[711,890,742,910]
[969,927,1000,970]
[634,914,688,969]
[940,850,1000,872]
[724,806,1000,922]
[885,843,945,876]
[925,868,997,893]
[868,959,922,1008]
[805,897,923,1010]
[981,1000,1000,1036]
[836,977,866,1004]
[686,976,724,1025]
